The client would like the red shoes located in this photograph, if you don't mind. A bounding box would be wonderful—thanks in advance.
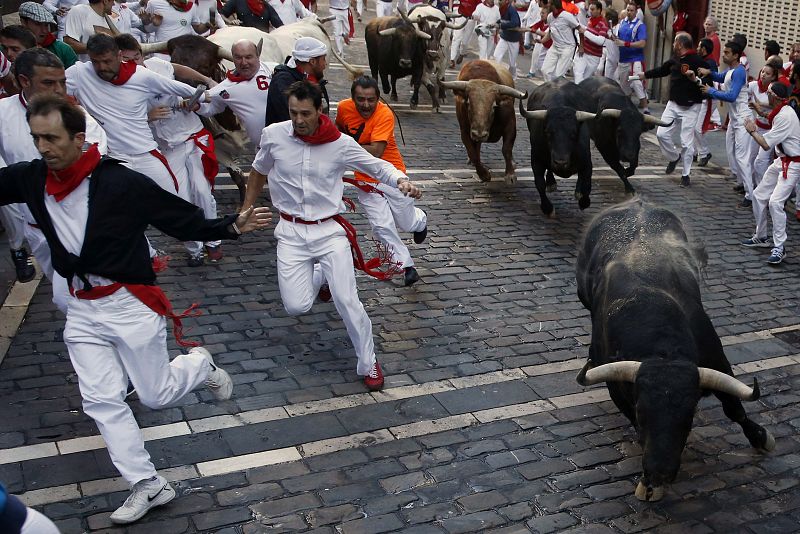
[364,362,384,391]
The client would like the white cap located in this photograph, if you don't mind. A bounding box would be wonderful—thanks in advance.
[287,37,328,68]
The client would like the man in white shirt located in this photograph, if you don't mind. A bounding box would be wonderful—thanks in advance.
[0,48,106,306]
[64,0,114,61]
[742,82,800,265]
[328,0,351,58]
[472,0,500,60]
[540,1,579,81]
[200,40,273,148]
[140,0,216,52]
[117,34,223,267]
[243,80,422,391]
[268,0,313,25]
[43,0,89,40]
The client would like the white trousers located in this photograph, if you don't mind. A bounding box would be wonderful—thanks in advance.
[693,100,711,158]
[163,139,221,256]
[541,44,575,81]
[357,183,426,269]
[477,35,495,60]
[656,101,701,177]
[748,127,773,187]
[617,61,647,100]
[0,204,25,250]
[275,219,376,375]
[752,160,800,249]
[115,150,178,194]
[356,0,364,16]
[726,118,754,199]
[64,289,210,485]
[573,53,601,84]
[493,38,519,75]
[528,43,548,75]
[450,18,476,61]
[330,7,349,58]
[376,0,393,18]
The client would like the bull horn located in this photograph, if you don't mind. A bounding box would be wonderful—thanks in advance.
[398,7,413,24]
[495,85,527,99]
[445,17,468,30]
[576,110,596,122]
[328,45,364,78]
[440,80,468,92]
[518,100,547,120]
[600,109,622,119]
[643,113,674,127]
[443,11,460,19]
[698,368,760,401]
[140,41,170,55]
[415,28,432,40]
[577,361,641,386]
[217,46,235,62]
[256,38,263,58]
[379,27,398,36]
[104,15,121,36]
[318,15,336,23]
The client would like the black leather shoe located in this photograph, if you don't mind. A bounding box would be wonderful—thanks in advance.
[738,198,753,209]
[665,157,680,174]
[11,248,35,283]
[680,175,690,188]
[413,226,427,244]
[404,267,420,287]
[318,283,332,302]
[698,154,712,167]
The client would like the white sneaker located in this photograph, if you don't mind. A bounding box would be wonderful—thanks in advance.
[109,475,175,524]
[191,346,234,400]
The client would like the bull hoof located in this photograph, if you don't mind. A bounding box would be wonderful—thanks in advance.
[625,167,636,178]
[410,101,418,110]
[759,429,776,452]
[625,188,637,197]
[504,173,517,185]
[578,196,591,210]
[477,172,492,182]
[433,106,441,113]
[635,481,664,502]
[546,182,558,193]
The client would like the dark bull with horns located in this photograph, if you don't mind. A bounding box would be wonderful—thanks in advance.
[575,199,775,502]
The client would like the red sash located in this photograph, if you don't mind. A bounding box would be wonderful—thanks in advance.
[781,156,800,179]
[188,128,219,187]
[149,149,180,192]
[71,283,201,347]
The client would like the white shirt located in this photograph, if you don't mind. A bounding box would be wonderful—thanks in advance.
[203,62,272,147]
[144,57,204,147]
[0,93,107,223]
[67,61,196,155]
[747,80,772,126]
[472,3,500,26]
[763,106,800,158]
[65,4,111,61]
[268,0,312,25]
[252,121,406,221]
[145,0,201,41]
[722,67,751,124]
[194,0,226,35]
[547,10,579,48]
[111,2,142,36]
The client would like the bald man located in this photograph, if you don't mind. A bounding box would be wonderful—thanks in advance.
[199,40,273,147]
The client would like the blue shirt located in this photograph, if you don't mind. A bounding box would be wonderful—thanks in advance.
[617,17,646,63]
[708,65,746,102]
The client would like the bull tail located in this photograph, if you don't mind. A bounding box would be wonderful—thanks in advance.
[379,96,405,146]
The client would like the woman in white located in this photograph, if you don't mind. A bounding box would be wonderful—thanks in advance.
[747,64,779,186]
[472,0,500,60]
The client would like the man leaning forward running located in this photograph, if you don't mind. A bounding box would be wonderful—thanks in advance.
[244,80,422,391]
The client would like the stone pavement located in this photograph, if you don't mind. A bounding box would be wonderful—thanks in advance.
[2,7,800,534]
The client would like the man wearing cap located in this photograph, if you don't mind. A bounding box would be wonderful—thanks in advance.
[244,80,422,391]
[265,36,329,127]
[18,2,78,69]
[199,39,273,147]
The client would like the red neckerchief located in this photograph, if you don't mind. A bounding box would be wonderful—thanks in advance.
[296,114,341,144]
[499,2,508,15]
[226,70,251,82]
[767,100,787,125]
[246,0,265,16]
[170,0,193,11]
[109,61,137,85]
[757,78,770,93]
[41,33,57,47]
[46,144,101,202]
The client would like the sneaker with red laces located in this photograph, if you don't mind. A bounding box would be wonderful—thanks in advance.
[206,245,223,263]
[364,362,384,391]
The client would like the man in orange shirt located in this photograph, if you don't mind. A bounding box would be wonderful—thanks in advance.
[335,76,428,286]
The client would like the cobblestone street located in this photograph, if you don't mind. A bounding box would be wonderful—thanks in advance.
[2,7,800,533]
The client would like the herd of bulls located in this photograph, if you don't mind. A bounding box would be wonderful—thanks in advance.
[133,12,774,504]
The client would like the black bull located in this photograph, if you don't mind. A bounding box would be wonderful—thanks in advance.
[575,200,775,502]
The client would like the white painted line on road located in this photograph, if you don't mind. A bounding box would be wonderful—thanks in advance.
[196,447,302,477]
[0,269,43,365]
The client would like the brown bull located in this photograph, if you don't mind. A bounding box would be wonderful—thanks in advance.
[441,60,526,184]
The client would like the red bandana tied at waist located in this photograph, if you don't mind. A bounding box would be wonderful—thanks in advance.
[109,61,137,85]
[247,0,265,16]
[71,283,201,346]
[295,114,341,144]
[46,144,102,201]
[189,128,219,186]
[41,33,57,47]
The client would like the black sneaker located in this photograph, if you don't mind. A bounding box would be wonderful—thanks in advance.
[767,247,786,265]
[413,226,427,244]
[11,248,35,283]
[733,184,745,194]
[665,157,681,175]
[680,175,690,188]
[738,198,753,209]
[741,236,772,248]
[698,154,712,167]
[404,267,420,287]
[187,254,204,267]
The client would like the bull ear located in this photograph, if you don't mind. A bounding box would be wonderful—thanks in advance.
[256,38,263,58]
